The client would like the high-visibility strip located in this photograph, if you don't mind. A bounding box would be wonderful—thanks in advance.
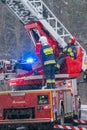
[47,79,55,83]
[47,79,52,83]
[54,124,87,130]
[43,48,54,55]
[68,48,72,53]
[44,60,56,65]
[73,120,87,124]
[51,79,55,83]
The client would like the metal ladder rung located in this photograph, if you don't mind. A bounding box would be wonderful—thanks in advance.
[47,17,56,20]
[29,0,42,3]
[60,34,71,37]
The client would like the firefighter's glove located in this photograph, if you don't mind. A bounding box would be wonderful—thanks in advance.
[56,64,60,69]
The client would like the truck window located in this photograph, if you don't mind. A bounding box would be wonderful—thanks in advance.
[38,95,48,104]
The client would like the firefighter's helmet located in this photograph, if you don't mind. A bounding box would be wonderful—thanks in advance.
[69,36,76,44]
[39,36,48,45]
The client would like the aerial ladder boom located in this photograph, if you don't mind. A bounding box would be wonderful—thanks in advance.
[2,0,87,71]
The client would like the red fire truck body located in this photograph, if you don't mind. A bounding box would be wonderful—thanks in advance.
[0,88,74,128]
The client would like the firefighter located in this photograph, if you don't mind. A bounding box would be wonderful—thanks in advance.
[56,36,77,70]
[63,36,77,59]
[39,36,56,89]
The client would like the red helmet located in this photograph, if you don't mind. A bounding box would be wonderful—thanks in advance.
[70,36,76,44]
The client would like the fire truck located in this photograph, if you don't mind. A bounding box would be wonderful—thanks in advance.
[0,0,87,129]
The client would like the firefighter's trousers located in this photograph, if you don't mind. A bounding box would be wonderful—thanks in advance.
[44,64,55,88]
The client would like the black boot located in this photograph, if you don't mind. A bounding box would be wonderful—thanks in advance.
[47,83,52,89]
[52,83,56,89]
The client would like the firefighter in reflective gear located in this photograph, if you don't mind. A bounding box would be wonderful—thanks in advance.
[39,36,56,89]
[56,36,77,70]
[63,36,77,59]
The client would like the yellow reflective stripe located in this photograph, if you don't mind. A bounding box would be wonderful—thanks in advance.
[47,80,52,83]
[70,52,74,56]
[43,48,53,55]
[44,60,56,65]
[51,79,55,83]
[47,79,55,83]
[67,48,74,57]
[67,48,72,52]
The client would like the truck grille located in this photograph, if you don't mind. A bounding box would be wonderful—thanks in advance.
[4,108,35,120]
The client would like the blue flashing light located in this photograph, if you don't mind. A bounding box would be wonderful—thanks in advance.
[26,58,34,63]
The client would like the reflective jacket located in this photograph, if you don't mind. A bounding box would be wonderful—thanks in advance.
[63,44,77,59]
[40,45,56,65]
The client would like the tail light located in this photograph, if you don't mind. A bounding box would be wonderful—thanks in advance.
[43,105,51,110]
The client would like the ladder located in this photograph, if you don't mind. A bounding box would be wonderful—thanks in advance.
[2,0,87,70]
